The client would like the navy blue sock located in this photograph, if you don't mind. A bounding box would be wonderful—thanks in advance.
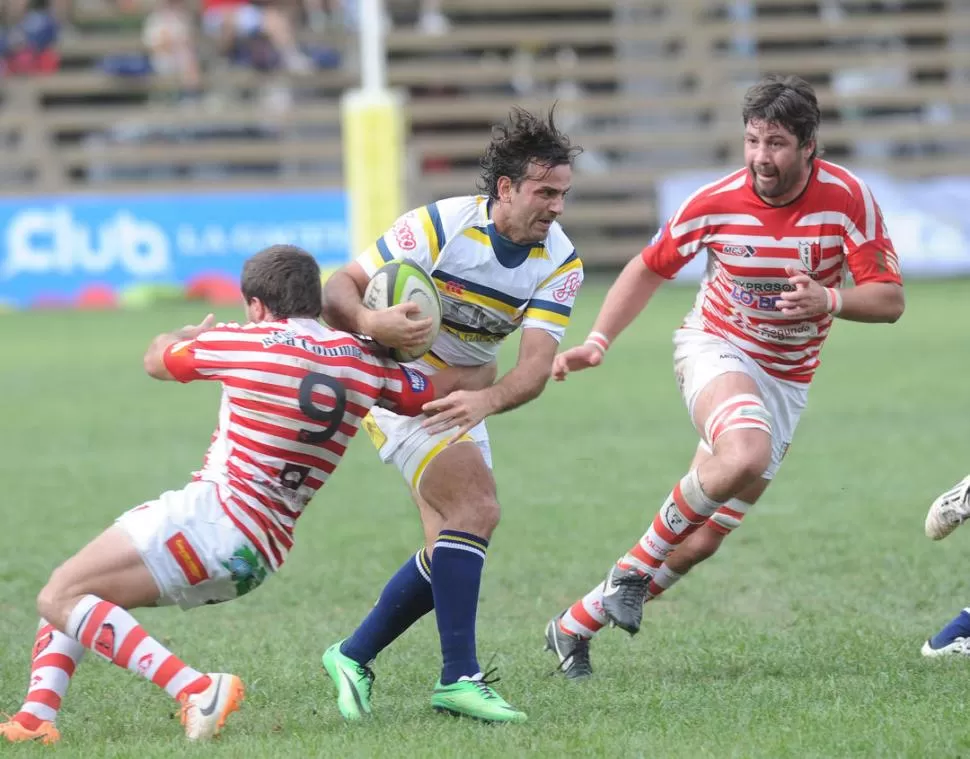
[930,608,970,648]
[340,549,434,664]
[431,530,489,685]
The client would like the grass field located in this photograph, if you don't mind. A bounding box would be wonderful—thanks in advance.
[2,277,970,758]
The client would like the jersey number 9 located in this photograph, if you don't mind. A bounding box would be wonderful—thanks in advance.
[297,372,347,444]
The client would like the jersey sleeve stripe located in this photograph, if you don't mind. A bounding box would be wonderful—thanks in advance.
[416,204,445,264]
[376,237,395,263]
[361,244,387,272]
[526,297,572,316]
[523,307,570,326]
[429,202,447,257]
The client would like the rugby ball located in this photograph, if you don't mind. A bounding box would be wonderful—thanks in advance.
[363,258,442,362]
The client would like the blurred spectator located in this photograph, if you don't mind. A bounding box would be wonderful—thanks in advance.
[1,0,60,76]
[202,0,315,73]
[142,0,201,92]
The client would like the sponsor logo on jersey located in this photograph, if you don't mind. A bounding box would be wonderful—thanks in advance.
[392,218,418,251]
[402,365,427,393]
[733,280,796,293]
[552,271,582,303]
[723,244,757,257]
[798,240,823,272]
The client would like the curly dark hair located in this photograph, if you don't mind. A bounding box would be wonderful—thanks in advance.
[478,106,583,199]
[241,244,322,320]
[742,74,822,159]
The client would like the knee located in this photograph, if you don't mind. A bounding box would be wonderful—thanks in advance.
[463,495,501,536]
[36,565,73,628]
[718,436,771,487]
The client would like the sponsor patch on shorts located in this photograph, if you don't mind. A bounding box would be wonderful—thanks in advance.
[165,532,209,585]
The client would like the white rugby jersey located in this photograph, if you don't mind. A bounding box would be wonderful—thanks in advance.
[356,195,584,370]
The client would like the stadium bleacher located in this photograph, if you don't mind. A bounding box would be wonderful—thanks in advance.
[2,0,969,263]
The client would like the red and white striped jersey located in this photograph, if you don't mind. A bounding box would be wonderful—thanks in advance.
[162,318,435,569]
[642,160,903,382]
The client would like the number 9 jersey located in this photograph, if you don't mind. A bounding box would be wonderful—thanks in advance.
[161,318,435,570]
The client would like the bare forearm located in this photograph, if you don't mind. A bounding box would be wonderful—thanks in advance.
[431,362,498,397]
[322,271,371,333]
[591,255,666,341]
[837,282,905,323]
[481,358,548,415]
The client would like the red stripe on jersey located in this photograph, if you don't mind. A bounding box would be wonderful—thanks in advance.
[214,489,282,569]
[219,375,375,420]
[228,410,351,458]
[643,159,899,381]
[226,429,337,473]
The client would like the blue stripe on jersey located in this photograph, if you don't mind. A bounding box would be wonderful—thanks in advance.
[560,249,578,266]
[376,237,394,262]
[527,298,572,316]
[472,225,544,269]
[427,202,446,252]
[434,270,528,308]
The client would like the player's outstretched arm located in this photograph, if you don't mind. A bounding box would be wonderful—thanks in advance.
[421,329,556,440]
[552,255,666,381]
[143,314,214,381]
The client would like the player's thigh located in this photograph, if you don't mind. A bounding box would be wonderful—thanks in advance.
[115,481,273,611]
[42,525,161,615]
[755,375,808,480]
[418,441,498,521]
[363,406,494,501]
[674,329,771,457]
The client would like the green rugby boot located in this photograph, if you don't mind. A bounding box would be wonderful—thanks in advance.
[431,672,527,724]
[322,641,375,721]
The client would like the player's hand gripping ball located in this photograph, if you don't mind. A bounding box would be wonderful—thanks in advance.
[363,259,443,362]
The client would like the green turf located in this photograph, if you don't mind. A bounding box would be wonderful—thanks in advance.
[1,278,969,757]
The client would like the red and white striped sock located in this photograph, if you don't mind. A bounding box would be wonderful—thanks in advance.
[11,619,86,730]
[617,470,722,576]
[66,595,210,701]
[645,563,684,601]
[559,584,609,639]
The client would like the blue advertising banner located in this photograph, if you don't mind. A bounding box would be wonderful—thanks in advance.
[0,189,349,309]
[657,170,970,281]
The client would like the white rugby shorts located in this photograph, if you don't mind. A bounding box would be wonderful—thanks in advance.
[116,481,271,610]
[362,406,493,492]
[672,328,809,480]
